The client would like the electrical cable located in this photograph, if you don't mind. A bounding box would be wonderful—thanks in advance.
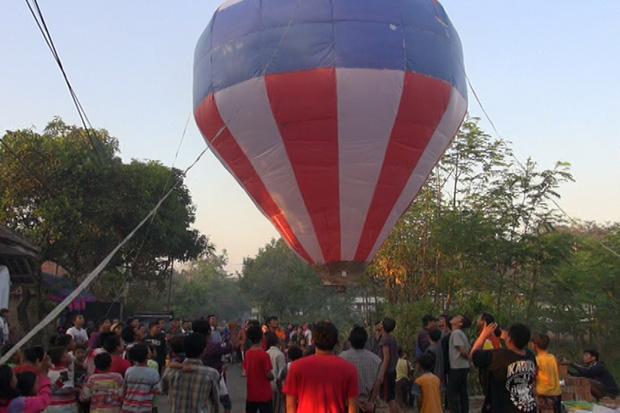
[465,74,620,259]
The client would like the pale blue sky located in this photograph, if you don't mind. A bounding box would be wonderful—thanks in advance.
[1,1,619,272]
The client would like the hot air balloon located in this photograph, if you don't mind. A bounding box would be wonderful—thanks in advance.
[193,0,467,285]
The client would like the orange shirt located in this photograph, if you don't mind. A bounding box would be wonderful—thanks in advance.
[536,351,561,396]
[415,373,443,413]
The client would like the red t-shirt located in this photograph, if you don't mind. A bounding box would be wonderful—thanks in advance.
[243,348,273,402]
[110,355,131,377]
[283,354,359,413]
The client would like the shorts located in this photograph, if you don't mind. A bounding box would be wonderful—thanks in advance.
[382,370,397,402]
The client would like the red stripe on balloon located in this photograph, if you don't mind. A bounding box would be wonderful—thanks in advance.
[194,94,315,264]
[265,69,341,263]
[354,73,452,261]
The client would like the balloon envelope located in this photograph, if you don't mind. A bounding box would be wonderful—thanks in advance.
[193,0,467,278]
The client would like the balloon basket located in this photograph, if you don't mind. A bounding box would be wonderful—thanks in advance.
[315,261,367,292]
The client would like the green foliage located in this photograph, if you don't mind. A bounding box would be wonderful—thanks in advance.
[0,118,210,288]
[170,252,249,320]
[368,117,620,376]
[239,239,363,329]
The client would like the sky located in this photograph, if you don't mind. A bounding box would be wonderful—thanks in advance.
[1,1,619,273]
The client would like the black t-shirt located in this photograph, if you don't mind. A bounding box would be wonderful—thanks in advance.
[473,348,538,413]
[146,332,167,365]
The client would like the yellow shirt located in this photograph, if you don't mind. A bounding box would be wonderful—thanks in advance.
[396,358,410,382]
[536,351,561,396]
[415,373,443,413]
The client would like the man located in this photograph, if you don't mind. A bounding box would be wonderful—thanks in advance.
[284,321,359,413]
[415,315,437,358]
[374,317,399,413]
[0,308,9,348]
[447,315,471,413]
[471,322,538,413]
[169,318,182,336]
[340,325,381,412]
[88,318,112,349]
[182,319,193,335]
[477,313,501,350]
[266,316,279,334]
[266,332,286,413]
[195,319,233,413]
[159,318,168,334]
[161,333,220,412]
[145,321,167,374]
[569,349,619,399]
[66,314,89,346]
[208,315,223,344]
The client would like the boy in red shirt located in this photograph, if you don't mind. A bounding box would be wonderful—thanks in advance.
[243,322,274,413]
[284,321,359,413]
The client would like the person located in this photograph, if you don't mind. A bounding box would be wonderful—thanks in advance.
[79,353,123,413]
[438,314,451,392]
[208,315,222,344]
[121,326,136,356]
[569,349,619,400]
[47,346,77,413]
[66,315,88,347]
[161,333,220,413]
[277,346,302,388]
[340,325,381,412]
[414,352,443,413]
[0,309,10,348]
[9,371,52,413]
[284,321,359,413]
[88,319,112,350]
[14,346,50,392]
[426,329,443,377]
[415,315,437,358]
[374,317,399,413]
[471,322,538,413]
[52,335,76,386]
[102,334,131,377]
[110,322,124,337]
[168,335,186,363]
[266,317,279,335]
[122,343,161,413]
[168,319,181,337]
[244,324,273,413]
[0,365,18,411]
[145,322,166,375]
[195,319,233,413]
[395,348,412,409]
[532,334,561,413]
[181,320,192,335]
[477,313,502,350]
[447,315,471,413]
[265,332,285,413]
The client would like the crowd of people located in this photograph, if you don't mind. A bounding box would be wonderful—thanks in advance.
[0,311,616,413]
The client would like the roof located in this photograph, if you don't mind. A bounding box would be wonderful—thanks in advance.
[0,227,39,258]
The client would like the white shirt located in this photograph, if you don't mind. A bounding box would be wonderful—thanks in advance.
[0,317,9,345]
[66,326,89,346]
[267,346,286,391]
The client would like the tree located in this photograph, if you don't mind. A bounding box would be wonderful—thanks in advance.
[239,239,361,327]
[0,118,210,288]
[170,251,249,320]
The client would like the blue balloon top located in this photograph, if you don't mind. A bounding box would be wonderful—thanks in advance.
[194,0,466,111]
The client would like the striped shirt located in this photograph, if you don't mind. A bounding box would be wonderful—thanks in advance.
[161,358,220,413]
[79,372,124,413]
[122,366,160,412]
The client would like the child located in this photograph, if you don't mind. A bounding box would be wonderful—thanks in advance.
[168,335,185,364]
[395,347,413,409]
[9,371,52,413]
[47,347,78,412]
[243,324,273,413]
[414,352,443,413]
[122,343,160,413]
[72,345,88,389]
[533,334,562,413]
[0,365,18,410]
[79,353,123,413]
[102,335,131,377]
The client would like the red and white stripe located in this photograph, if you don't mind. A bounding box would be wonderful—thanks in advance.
[195,68,467,267]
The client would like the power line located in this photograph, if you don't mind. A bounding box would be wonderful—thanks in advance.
[465,74,620,259]
[24,0,103,162]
